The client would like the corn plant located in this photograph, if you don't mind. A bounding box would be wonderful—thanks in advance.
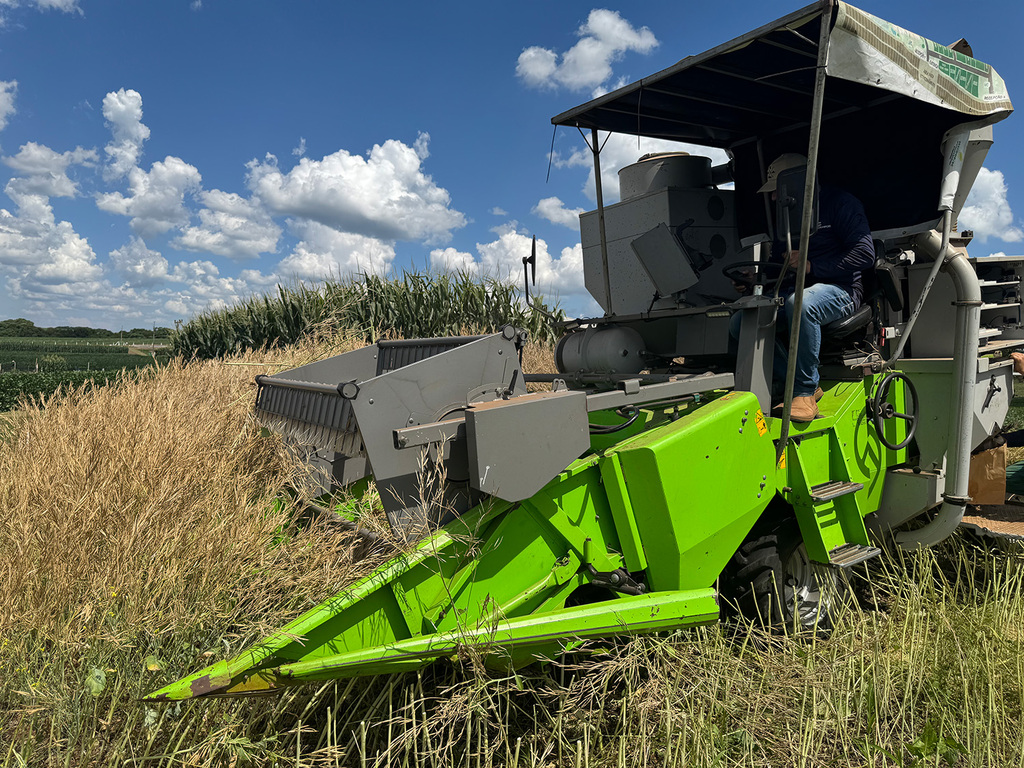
[170,272,564,360]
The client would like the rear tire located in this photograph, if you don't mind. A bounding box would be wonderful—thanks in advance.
[722,517,839,631]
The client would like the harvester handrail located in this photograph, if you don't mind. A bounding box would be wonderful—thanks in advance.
[254,374,346,397]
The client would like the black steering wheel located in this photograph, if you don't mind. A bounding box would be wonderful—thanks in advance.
[869,372,918,451]
[722,260,785,290]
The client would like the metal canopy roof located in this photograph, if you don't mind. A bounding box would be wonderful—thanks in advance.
[552,3,831,148]
[552,0,1013,236]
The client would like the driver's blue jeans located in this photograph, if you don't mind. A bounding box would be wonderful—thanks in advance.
[730,283,855,398]
[778,283,855,397]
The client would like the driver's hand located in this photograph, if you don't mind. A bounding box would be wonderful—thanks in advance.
[731,268,753,295]
[786,250,810,274]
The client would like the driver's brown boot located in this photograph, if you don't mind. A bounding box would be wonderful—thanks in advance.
[790,396,819,422]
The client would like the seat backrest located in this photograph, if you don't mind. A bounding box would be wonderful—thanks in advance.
[873,261,903,312]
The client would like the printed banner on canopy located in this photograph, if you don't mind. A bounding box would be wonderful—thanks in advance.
[829,2,1013,119]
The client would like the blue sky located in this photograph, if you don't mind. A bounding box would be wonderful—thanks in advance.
[0,0,1021,330]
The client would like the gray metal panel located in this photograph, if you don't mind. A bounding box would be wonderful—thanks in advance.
[255,384,363,456]
[630,223,700,297]
[466,391,590,502]
[899,358,1012,471]
[268,343,380,387]
[580,188,747,315]
[303,453,370,496]
[872,468,944,532]
[376,335,486,375]
[349,333,526,535]
[733,297,777,412]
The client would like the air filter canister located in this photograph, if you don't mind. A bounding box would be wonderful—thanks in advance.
[555,326,646,375]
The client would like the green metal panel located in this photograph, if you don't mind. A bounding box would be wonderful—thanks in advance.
[145,438,723,701]
[772,376,907,563]
[147,375,915,701]
[598,453,648,572]
[609,391,777,591]
[275,589,718,683]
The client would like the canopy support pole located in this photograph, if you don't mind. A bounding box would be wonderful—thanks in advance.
[591,128,614,314]
[777,3,833,464]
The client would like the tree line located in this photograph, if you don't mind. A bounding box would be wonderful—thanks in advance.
[0,318,173,339]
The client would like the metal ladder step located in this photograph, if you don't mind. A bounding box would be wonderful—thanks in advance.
[828,543,882,569]
[809,480,864,503]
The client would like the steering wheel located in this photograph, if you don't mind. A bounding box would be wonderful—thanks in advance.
[722,260,785,290]
[869,372,918,451]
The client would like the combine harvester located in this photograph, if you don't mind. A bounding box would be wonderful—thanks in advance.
[147,0,1016,701]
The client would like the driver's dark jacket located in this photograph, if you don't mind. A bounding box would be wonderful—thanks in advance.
[771,184,875,310]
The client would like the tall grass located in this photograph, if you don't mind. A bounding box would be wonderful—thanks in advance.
[171,272,565,360]
[3,333,1023,766]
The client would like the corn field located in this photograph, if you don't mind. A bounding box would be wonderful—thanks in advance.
[171,272,565,359]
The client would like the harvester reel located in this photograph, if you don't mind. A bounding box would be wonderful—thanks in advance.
[869,372,918,451]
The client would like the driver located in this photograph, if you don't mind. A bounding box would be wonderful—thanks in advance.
[746,153,875,421]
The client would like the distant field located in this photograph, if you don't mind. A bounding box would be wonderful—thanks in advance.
[0,338,171,409]
[0,335,170,349]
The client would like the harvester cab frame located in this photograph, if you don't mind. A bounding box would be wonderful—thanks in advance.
[146,0,1018,702]
[550,0,1014,548]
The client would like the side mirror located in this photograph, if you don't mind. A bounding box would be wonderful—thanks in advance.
[775,166,819,242]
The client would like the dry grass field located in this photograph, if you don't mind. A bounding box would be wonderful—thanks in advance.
[2,333,1023,767]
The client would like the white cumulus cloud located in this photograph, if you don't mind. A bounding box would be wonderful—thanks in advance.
[96,156,202,238]
[276,219,395,280]
[430,226,593,313]
[32,0,81,11]
[109,237,170,286]
[517,9,657,92]
[533,196,585,228]
[247,133,465,244]
[0,81,16,133]
[960,167,1022,243]
[3,142,97,198]
[0,157,101,290]
[0,0,81,14]
[174,189,281,259]
[102,88,151,181]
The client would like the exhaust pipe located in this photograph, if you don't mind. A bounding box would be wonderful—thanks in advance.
[895,224,981,548]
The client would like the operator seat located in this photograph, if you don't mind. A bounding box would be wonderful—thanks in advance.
[820,250,903,350]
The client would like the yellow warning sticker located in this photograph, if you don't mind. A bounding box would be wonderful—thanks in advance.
[754,409,768,437]
[777,451,786,469]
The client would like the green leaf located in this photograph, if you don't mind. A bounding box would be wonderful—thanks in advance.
[84,667,106,697]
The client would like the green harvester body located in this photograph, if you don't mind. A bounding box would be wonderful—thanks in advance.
[147,0,1015,701]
